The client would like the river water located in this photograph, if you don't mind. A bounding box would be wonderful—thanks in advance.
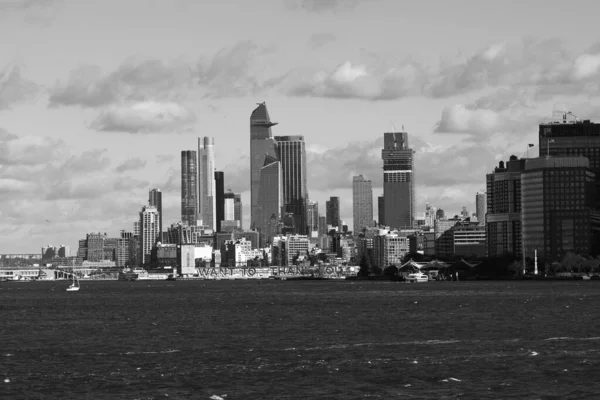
[1,280,599,399]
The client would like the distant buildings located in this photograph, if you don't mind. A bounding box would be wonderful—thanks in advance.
[353,175,373,234]
[181,150,198,226]
[476,192,487,226]
[326,196,340,229]
[382,131,415,230]
[149,188,162,241]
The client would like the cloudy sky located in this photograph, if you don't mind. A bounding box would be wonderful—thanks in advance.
[2,0,600,253]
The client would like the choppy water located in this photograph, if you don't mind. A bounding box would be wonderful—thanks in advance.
[1,280,600,399]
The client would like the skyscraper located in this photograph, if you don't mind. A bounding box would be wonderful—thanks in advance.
[353,175,373,234]
[234,194,242,228]
[306,200,319,234]
[149,188,162,241]
[255,154,283,245]
[382,131,415,230]
[139,205,159,266]
[250,103,279,232]
[476,192,487,226]
[181,150,198,226]
[275,135,308,234]
[214,171,224,232]
[326,196,340,228]
[198,137,216,230]
[378,195,384,226]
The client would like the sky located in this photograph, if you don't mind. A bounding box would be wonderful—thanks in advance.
[2,0,600,253]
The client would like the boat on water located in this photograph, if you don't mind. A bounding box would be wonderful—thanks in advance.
[405,272,429,283]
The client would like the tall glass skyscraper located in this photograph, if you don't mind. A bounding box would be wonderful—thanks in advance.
[181,150,198,226]
[326,196,340,228]
[275,135,308,235]
[198,137,216,230]
[214,171,224,232]
[148,188,162,242]
[382,131,415,230]
[255,155,283,244]
[353,175,373,234]
[250,103,281,241]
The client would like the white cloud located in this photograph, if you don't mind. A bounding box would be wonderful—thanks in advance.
[115,157,147,173]
[571,53,600,81]
[91,101,196,133]
[0,64,38,109]
[435,104,501,134]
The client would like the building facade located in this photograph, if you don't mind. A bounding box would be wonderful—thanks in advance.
[486,156,525,258]
[198,137,216,230]
[149,188,162,242]
[326,196,340,228]
[214,171,224,233]
[353,175,373,234]
[382,132,415,230]
[275,135,308,235]
[140,205,160,266]
[255,154,283,245]
[476,192,487,226]
[181,150,198,226]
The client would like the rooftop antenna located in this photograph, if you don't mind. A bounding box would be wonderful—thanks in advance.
[391,121,397,132]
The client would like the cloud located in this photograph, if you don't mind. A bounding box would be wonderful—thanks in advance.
[0,128,19,141]
[435,104,502,134]
[115,157,147,173]
[197,41,286,98]
[0,0,61,23]
[308,33,336,49]
[0,134,63,166]
[90,101,196,133]
[48,58,194,108]
[156,154,175,163]
[284,0,360,13]
[0,64,38,109]
[288,61,424,100]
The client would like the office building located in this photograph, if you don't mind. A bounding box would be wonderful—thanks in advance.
[234,194,242,229]
[353,175,373,234]
[149,188,162,242]
[198,137,216,230]
[521,156,599,262]
[181,150,198,226]
[250,102,279,235]
[214,171,224,232]
[140,205,160,266]
[476,192,487,226]
[382,131,415,229]
[326,196,340,228]
[255,154,283,245]
[378,195,384,226]
[306,199,319,233]
[275,135,308,234]
[486,156,526,258]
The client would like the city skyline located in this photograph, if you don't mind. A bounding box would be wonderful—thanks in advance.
[4,0,600,251]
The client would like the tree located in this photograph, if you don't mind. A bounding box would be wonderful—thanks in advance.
[358,255,371,276]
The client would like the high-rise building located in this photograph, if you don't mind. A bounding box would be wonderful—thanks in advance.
[521,156,599,262]
[318,216,327,236]
[378,195,384,226]
[255,154,283,245]
[275,135,308,235]
[198,137,216,230]
[476,192,487,226]
[306,200,319,233]
[86,233,105,262]
[149,188,162,242]
[326,196,340,228]
[140,205,160,266]
[250,102,279,234]
[382,131,415,230]
[234,194,242,229]
[353,175,373,234]
[116,230,132,268]
[181,150,198,226]
[486,156,525,258]
[214,171,224,232]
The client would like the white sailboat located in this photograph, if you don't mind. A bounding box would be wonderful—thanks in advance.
[66,260,80,292]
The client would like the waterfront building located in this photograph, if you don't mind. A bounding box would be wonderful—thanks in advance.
[149,188,163,242]
[104,237,118,261]
[353,175,373,234]
[326,196,341,228]
[181,150,198,226]
[434,220,457,259]
[116,230,132,268]
[275,135,308,235]
[486,156,526,258]
[521,156,600,262]
[382,131,415,229]
[453,221,487,258]
[250,102,279,237]
[128,236,140,268]
[476,192,487,226]
[214,171,225,232]
[57,245,70,258]
[234,230,260,250]
[198,137,216,230]
[140,205,160,266]
[221,238,253,267]
[372,230,410,269]
[280,234,310,266]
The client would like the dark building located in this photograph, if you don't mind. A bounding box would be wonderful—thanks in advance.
[181,150,198,226]
[214,171,224,232]
[486,156,526,258]
[234,194,242,229]
[377,195,384,226]
[521,156,599,262]
[149,188,163,242]
[275,135,308,234]
[326,196,340,228]
[382,131,415,229]
[436,209,445,220]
